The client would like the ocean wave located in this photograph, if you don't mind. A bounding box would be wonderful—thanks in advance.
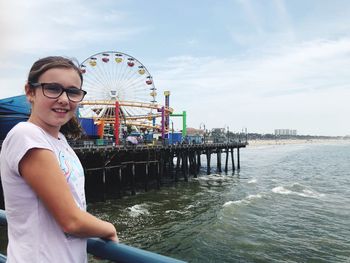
[195,174,232,181]
[248,179,257,184]
[165,209,187,214]
[223,200,243,207]
[185,204,195,209]
[272,184,325,198]
[223,193,263,207]
[272,186,292,195]
[126,204,150,217]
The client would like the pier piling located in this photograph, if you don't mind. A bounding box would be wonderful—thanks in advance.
[197,151,201,173]
[206,150,211,175]
[217,150,222,173]
[231,148,235,173]
[225,147,229,173]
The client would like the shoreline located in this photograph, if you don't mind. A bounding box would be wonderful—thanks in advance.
[247,138,350,147]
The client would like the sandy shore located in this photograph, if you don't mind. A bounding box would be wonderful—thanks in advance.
[247,138,350,147]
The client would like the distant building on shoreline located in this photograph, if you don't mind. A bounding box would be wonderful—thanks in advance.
[274,129,297,136]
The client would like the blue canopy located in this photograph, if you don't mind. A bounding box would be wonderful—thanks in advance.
[0,95,30,139]
[0,95,30,115]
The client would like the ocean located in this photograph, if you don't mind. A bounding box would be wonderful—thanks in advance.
[1,142,350,262]
[88,142,350,262]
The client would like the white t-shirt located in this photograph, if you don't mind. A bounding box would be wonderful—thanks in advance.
[0,122,87,263]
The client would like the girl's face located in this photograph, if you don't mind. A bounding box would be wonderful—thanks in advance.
[26,68,82,138]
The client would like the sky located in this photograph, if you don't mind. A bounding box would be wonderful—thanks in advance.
[1,0,350,136]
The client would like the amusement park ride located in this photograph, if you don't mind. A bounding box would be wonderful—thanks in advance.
[78,51,174,144]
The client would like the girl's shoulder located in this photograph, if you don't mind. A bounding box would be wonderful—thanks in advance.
[7,122,45,140]
[3,122,53,151]
[1,122,54,172]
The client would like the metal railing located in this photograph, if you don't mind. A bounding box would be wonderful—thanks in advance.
[0,209,186,263]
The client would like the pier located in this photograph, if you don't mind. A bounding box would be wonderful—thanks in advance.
[74,141,246,203]
[0,141,246,208]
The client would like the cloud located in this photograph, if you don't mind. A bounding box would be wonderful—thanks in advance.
[159,37,350,93]
[1,1,350,136]
[0,0,150,99]
[229,0,295,47]
[0,1,148,56]
[154,37,350,135]
[237,0,264,35]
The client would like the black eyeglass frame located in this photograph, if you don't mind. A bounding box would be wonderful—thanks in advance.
[29,82,87,102]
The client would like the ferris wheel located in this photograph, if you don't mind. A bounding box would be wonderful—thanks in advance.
[79,51,159,129]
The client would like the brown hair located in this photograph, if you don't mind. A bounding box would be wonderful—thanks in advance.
[27,56,84,139]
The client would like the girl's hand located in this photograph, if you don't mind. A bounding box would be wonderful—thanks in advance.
[110,234,119,243]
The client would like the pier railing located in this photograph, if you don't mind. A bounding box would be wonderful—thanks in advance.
[68,139,247,150]
[0,209,186,263]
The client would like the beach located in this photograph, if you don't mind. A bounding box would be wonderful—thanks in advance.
[247,138,350,147]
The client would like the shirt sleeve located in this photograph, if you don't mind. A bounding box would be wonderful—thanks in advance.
[3,123,54,176]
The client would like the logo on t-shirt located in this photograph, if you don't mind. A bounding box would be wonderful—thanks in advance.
[58,151,83,183]
[58,150,86,210]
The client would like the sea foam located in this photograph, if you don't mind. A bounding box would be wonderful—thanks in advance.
[223,193,263,207]
[127,204,150,217]
[248,179,257,184]
[272,186,292,195]
[272,184,325,198]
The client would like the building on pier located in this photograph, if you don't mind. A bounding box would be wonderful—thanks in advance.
[274,129,297,136]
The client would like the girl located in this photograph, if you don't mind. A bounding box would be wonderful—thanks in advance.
[0,56,118,262]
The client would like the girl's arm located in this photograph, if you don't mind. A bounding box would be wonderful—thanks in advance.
[19,148,118,242]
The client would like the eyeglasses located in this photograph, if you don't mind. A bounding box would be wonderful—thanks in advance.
[29,82,87,102]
